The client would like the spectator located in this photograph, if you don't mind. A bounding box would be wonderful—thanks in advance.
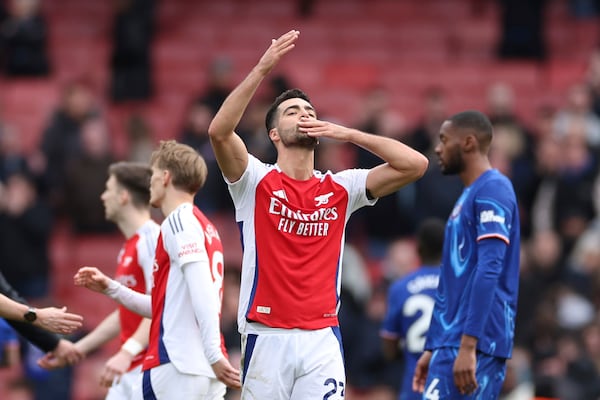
[63,117,116,234]
[0,0,49,77]
[109,0,155,102]
[496,0,547,60]
[179,99,232,214]
[553,82,600,149]
[125,113,154,163]
[0,170,52,300]
[406,86,448,156]
[38,80,99,214]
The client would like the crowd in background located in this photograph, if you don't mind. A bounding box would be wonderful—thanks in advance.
[0,0,600,399]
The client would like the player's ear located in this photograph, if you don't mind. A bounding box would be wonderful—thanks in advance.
[269,127,279,142]
[463,134,478,153]
[162,169,171,186]
[119,189,129,205]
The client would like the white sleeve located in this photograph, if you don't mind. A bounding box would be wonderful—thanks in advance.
[138,223,160,294]
[104,280,152,318]
[226,154,268,220]
[182,260,223,365]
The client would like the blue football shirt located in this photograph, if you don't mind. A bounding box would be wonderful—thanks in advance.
[381,266,439,400]
[425,169,520,359]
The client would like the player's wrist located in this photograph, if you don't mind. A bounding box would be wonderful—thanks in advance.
[121,338,144,357]
[103,279,122,298]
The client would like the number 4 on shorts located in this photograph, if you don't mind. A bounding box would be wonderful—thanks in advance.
[424,378,440,400]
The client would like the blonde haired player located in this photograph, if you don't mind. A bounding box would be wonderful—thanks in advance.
[74,141,240,399]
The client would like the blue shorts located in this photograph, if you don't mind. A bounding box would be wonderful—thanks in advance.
[423,347,506,399]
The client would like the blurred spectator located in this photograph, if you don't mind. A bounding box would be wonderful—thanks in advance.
[0,124,29,182]
[499,346,535,400]
[0,0,49,77]
[405,86,448,156]
[199,57,234,114]
[585,48,600,117]
[125,113,154,162]
[237,100,278,164]
[110,0,155,102]
[351,88,416,256]
[179,99,232,214]
[0,170,52,300]
[38,80,98,214]
[340,244,401,400]
[553,82,600,148]
[551,121,598,255]
[496,0,547,60]
[63,117,116,234]
[516,230,563,347]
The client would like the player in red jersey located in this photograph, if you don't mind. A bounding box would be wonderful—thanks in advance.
[208,30,429,399]
[39,162,160,399]
[74,141,240,399]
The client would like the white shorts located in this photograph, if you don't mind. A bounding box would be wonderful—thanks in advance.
[130,362,226,400]
[241,325,345,400]
[105,365,142,400]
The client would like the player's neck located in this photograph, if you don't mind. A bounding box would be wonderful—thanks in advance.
[276,149,314,180]
[461,158,492,187]
[118,209,152,239]
[160,189,195,217]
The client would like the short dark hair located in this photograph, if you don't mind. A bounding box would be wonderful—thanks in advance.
[265,88,312,131]
[109,161,152,207]
[449,110,493,150]
[416,217,446,265]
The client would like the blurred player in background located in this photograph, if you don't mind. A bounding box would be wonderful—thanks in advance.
[74,140,240,399]
[380,217,445,400]
[39,161,159,400]
[413,111,520,399]
[207,29,428,399]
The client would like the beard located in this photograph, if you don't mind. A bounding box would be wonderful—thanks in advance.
[279,127,318,150]
[439,148,465,175]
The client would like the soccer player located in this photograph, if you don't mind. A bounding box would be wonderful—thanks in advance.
[412,111,520,398]
[207,29,429,399]
[39,161,160,400]
[73,140,241,399]
[380,218,445,400]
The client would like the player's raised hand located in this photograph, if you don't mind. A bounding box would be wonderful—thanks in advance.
[211,358,241,389]
[297,118,351,142]
[256,29,299,75]
[35,306,83,334]
[412,350,432,393]
[74,266,111,293]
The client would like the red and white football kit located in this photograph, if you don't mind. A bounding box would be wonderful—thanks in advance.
[227,155,376,399]
[140,203,228,399]
[107,219,159,400]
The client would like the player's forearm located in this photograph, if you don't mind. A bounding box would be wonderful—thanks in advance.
[76,310,120,354]
[182,261,224,365]
[120,317,151,358]
[128,317,151,348]
[208,67,267,141]
[350,130,428,177]
[104,280,152,318]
